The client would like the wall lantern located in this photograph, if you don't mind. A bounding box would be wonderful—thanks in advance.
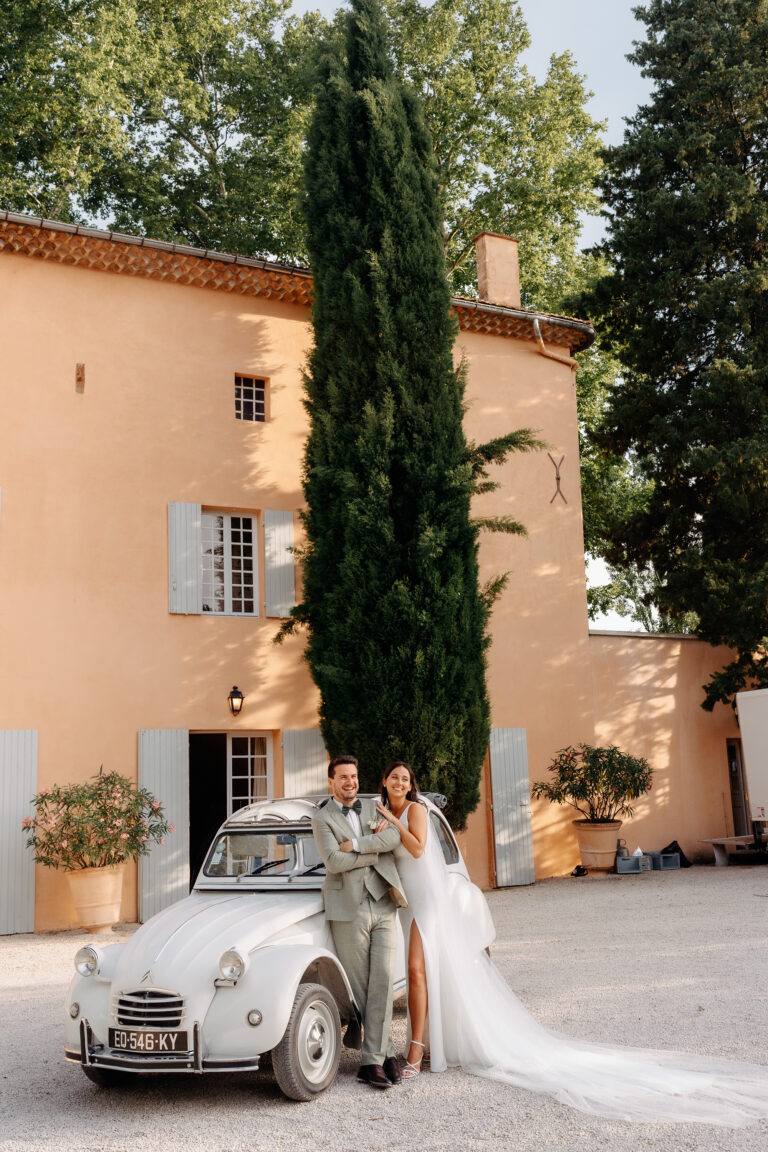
[227,686,245,716]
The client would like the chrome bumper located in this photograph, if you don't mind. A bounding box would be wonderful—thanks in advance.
[66,1018,260,1074]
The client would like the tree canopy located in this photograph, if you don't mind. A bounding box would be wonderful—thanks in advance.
[585,0,768,706]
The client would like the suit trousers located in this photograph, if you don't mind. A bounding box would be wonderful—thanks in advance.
[330,892,397,1065]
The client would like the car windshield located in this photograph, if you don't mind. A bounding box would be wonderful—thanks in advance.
[203,828,325,879]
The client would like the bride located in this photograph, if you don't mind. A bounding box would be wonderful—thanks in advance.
[375,759,768,1127]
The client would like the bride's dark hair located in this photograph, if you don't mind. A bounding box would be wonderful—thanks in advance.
[380,760,420,805]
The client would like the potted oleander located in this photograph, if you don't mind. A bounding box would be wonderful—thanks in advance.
[23,768,172,931]
[531,744,653,871]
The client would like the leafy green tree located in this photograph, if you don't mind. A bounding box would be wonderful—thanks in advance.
[0,1,135,219]
[586,0,768,707]
[287,0,538,825]
[0,0,323,257]
[588,562,698,634]
[380,0,604,305]
[82,0,322,258]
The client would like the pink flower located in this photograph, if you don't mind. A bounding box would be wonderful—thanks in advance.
[141,835,147,842]
[114,819,123,827]
[61,839,68,848]
[21,817,34,829]
[152,801,161,810]
[120,833,129,840]
[169,824,175,832]
[160,838,165,845]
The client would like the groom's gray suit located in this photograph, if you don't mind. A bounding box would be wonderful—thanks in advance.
[312,797,406,1066]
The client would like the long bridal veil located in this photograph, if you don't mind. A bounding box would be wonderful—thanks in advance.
[406,816,768,1127]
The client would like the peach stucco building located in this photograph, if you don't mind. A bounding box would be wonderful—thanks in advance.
[0,211,744,934]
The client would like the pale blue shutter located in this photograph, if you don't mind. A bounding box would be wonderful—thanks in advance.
[283,729,328,797]
[138,730,189,921]
[168,502,202,614]
[489,728,535,887]
[264,510,295,617]
[0,730,38,934]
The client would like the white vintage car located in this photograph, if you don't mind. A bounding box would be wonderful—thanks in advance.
[65,794,494,1100]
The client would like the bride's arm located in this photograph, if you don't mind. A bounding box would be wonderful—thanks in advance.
[375,801,427,858]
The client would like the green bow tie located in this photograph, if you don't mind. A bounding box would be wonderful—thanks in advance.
[342,799,362,816]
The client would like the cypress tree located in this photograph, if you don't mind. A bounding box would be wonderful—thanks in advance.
[286,0,535,825]
[587,0,768,708]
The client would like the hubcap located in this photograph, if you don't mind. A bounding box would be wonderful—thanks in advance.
[296,999,337,1084]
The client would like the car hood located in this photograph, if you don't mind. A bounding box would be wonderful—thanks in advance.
[112,889,325,992]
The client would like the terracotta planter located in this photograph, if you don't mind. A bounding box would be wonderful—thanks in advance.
[572,820,623,872]
[65,864,125,933]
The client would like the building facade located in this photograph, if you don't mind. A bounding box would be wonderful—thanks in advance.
[0,212,741,933]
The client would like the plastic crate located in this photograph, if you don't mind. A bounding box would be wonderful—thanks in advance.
[616,855,642,874]
[653,852,680,870]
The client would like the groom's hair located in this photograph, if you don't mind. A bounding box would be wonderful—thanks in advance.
[328,755,358,778]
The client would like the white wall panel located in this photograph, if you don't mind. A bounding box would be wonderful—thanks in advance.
[283,729,328,797]
[0,730,38,935]
[168,502,202,614]
[264,510,295,618]
[489,727,535,887]
[138,729,189,921]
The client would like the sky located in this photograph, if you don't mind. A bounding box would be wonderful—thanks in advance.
[290,0,654,627]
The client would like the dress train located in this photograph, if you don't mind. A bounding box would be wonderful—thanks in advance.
[393,803,768,1127]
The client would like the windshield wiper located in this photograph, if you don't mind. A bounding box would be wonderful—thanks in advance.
[298,863,325,876]
[249,859,283,875]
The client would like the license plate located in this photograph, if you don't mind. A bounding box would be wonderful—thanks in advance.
[109,1028,189,1053]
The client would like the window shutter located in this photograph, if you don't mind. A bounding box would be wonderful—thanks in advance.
[489,728,535,887]
[168,502,202,614]
[0,730,37,935]
[264,510,295,618]
[283,729,328,797]
[138,729,190,921]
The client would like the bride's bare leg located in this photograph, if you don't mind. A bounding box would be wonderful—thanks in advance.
[406,922,427,1067]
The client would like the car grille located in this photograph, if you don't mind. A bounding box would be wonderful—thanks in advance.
[112,989,185,1029]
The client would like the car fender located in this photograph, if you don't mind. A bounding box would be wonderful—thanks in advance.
[202,944,356,1058]
[64,943,126,1050]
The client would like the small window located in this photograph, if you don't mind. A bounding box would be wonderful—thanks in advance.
[202,512,257,615]
[228,734,272,811]
[235,374,266,422]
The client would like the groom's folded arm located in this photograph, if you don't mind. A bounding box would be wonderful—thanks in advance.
[354,824,400,855]
[312,818,379,874]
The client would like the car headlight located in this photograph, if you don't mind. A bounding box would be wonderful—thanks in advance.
[218,949,246,981]
[74,945,101,977]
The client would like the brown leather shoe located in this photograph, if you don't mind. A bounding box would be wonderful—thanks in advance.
[357,1064,391,1088]
[383,1056,402,1085]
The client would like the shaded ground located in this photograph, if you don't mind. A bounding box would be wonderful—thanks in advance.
[2,866,767,1152]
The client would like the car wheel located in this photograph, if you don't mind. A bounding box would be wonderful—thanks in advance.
[81,1066,133,1087]
[272,982,341,1101]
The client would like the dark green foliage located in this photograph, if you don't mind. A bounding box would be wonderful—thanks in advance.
[291,0,537,826]
[531,744,653,824]
[584,0,768,706]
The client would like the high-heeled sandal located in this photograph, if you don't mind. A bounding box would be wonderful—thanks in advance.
[401,1039,425,1078]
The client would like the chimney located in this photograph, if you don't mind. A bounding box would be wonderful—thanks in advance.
[475,232,520,309]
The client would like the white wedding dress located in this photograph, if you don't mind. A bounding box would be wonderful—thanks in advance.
[393,803,768,1126]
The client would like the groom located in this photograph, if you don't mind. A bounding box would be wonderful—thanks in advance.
[312,755,406,1089]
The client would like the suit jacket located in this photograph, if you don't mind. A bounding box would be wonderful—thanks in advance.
[312,797,407,922]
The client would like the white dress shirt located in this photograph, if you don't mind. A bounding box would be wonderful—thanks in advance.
[332,796,361,851]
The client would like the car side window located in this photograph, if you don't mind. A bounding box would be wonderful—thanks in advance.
[430,812,460,865]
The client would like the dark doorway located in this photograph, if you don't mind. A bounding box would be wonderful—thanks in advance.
[189,734,227,887]
[727,738,750,837]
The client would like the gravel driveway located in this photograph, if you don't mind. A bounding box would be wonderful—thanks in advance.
[2,866,768,1152]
